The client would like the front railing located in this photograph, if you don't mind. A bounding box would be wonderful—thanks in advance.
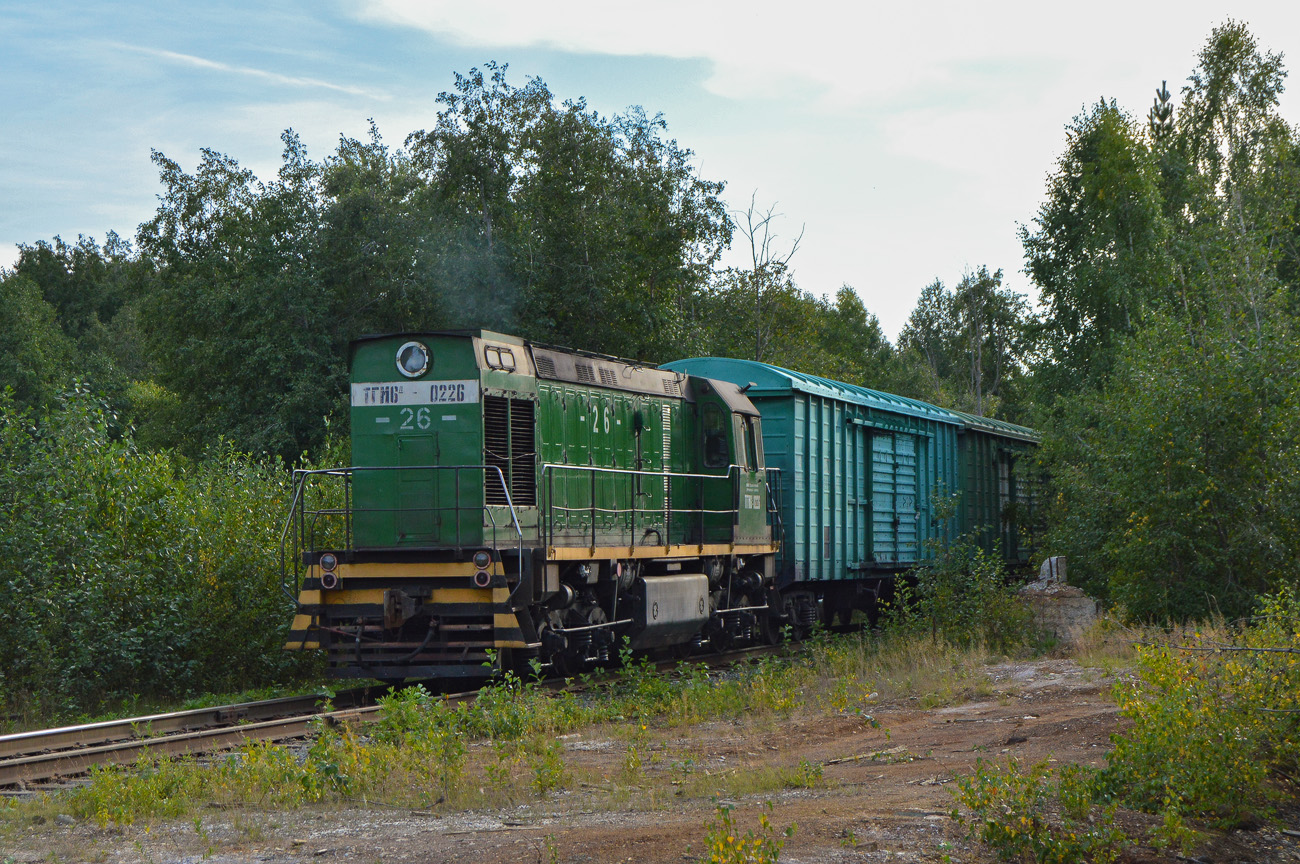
[279,465,523,601]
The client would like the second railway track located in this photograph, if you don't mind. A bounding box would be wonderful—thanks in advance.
[0,686,391,788]
[0,645,786,789]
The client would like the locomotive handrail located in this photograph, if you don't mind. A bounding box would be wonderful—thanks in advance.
[536,462,778,551]
[279,464,524,602]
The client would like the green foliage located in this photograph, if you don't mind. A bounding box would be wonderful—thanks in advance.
[888,540,1035,654]
[955,587,1300,863]
[0,389,313,717]
[1098,586,1300,827]
[1021,99,1174,393]
[0,273,72,409]
[1030,24,1300,619]
[951,759,1125,864]
[409,62,732,363]
[897,267,1038,421]
[1043,311,1300,619]
[137,133,351,460]
[8,234,157,414]
[699,801,794,864]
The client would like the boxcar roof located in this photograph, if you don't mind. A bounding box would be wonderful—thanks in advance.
[945,409,1040,443]
[661,357,962,426]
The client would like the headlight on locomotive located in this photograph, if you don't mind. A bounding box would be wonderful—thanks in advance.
[472,550,493,588]
[318,551,340,590]
[395,341,430,378]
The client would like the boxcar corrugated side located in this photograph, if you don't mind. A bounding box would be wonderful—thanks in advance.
[661,359,966,587]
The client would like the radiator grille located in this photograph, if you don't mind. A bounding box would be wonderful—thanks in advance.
[600,368,618,387]
[484,396,511,505]
[484,396,536,507]
[534,354,556,377]
[663,378,681,396]
[575,362,596,383]
[510,399,537,505]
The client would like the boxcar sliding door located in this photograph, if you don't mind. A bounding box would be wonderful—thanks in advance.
[871,431,919,565]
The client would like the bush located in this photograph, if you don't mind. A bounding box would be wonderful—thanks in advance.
[954,587,1300,862]
[887,539,1036,653]
[1098,585,1300,828]
[951,758,1125,864]
[0,388,316,718]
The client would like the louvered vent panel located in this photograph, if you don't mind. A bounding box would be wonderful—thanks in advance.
[483,396,511,505]
[600,368,618,387]
[535,355,556,377]
[575,362,596,383]
[509,399,537,505]
[663,378,681,396]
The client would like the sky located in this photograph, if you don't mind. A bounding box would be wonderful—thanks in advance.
[2,1,1298,340]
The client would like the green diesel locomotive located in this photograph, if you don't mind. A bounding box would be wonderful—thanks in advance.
[284,331,780,680]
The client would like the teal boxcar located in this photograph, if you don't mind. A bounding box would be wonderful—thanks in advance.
[661,359,1040,619]
[661,359,964,582]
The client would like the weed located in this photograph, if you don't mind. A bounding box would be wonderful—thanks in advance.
[1098,586,1300,829]
[784,759,823,789]
[951,758,1125,864]
[528,738,568,796]
[698,801,794,864]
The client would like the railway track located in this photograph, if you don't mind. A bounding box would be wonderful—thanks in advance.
[0,686,393,788]
[0,645,786,788]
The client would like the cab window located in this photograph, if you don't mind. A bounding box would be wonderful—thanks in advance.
[745,416,762,471]
[702,403,728,468]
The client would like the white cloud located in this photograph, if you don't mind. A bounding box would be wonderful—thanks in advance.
[354,0,1065,105]
[112,43,389,99]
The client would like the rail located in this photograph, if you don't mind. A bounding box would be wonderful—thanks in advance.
[280,465,524,601]
[2,646,789,787]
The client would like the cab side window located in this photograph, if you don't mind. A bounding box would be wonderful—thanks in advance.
[702,403,729,468]
[745,416,762,471]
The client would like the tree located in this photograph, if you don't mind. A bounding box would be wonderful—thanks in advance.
[1148,80,1174,142]
[1021,100,1174,393]
[138,132,339,459]
[0,273,73,408]
[1168,22,1300,330]
[407,63,731,362]
[9,233,155,404]
[897,268,1036,418]
[1042,308,1300,620]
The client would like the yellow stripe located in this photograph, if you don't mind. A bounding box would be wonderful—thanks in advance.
[322,589,387,604]
[545,543,777,561]
[285,613,321,650]
[308,586,504,608]
[430,588,499,603]
[493,613,520,629]
[317,561,501,580]
[295,589,323,606]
